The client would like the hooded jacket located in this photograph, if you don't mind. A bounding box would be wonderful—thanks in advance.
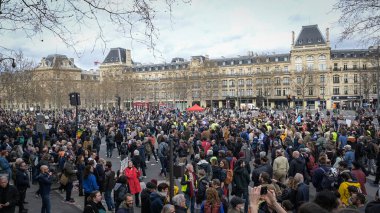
[288,157,306,177]
[233,166,250,192]
[150,191,165,213]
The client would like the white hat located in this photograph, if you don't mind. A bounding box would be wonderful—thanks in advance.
[133,150,140,156]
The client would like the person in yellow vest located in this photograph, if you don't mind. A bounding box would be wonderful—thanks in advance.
[180,164,197,213]
[338,172,361,206]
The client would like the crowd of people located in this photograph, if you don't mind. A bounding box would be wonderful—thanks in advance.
[0,107,379,213]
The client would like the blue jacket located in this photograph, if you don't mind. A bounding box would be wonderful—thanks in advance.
[83,173,99,193]
[150,192,164,213]
[344,151,355,168]
[38,173,52,196]
[296,183,309,208]
[312,165,330,191]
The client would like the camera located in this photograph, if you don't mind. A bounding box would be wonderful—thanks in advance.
[260,186,268,195]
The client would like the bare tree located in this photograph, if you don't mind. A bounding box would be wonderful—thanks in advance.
[0,0,190,55]
[333,0,380,45]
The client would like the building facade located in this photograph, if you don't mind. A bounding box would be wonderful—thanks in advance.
[1,25,379,110]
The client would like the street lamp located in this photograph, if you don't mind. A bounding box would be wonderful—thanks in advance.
[368,46,380,114]
[0,57,16,68]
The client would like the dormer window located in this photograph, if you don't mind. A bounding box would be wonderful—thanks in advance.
[223,61,226,66]
[318,38,321,42]
[231,61,234,65]
[308,39,311,43]
[298,40,302,44]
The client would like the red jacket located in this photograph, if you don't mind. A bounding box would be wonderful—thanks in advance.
[124,167,141,194]
[201,141,211,153]
[351,168,367,195]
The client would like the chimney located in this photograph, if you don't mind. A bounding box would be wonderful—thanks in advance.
[326,28,330,42]
[126,49,132,66]
[292,31,295,45]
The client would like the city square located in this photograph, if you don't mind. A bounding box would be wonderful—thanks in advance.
[1,0,380,213]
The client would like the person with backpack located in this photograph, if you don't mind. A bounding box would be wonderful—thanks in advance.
[196,169,209,209]
[197,153,212,181]
[200,187,224,213]
[232,159,250,213]
[312,156,334,192]
[114,176,129,212]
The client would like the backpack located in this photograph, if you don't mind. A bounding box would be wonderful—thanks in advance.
[204,201,221,213]
[114,184,128,203]
[224,169,233,185]
[320,167,338,190]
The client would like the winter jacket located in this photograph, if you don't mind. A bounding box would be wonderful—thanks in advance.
[15,168,30,190]
[344,150,355,168]
[141,188,153,213]
[196,176,209,204]
[83,201,106,213]
[37,172,52,196]
[233,166,250,193]
[83,173,99,193]
[296,183,309,208]
[273,156,289,175]
[124,167,141,194]
[312,165,330,192]
[104,169,116,192]
[0,184,19,213]
[150,192,165,213]
[174,205,187,213]
[288,157,307,177]
[251,163,273,186]
[351,168,367,195]
[338,181,361,205]
[63,160,77,182]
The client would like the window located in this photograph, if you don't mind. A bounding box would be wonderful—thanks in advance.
[353,85,358,94]
[275,66,280,71]
[246,89,253,96]
[353,64,357,70]
[229,89,235,96]
[334,63,338,71]
[284,66,289,72]
[333,75,340,84]
[295,57,302,72]
[320,87,325,96]
[283,88,290,96]
[307,56,314,71]
[308,75,313,83]
[333,87,340,95]
[222,80,227,87]
[283,77,290,85]
[222,90,228,97]
[229,80,235,87]
[257,88,262,96]
[308,87,313,95]
[238,79,244,86]
[206,81,211,88]
[297,88,302,95]
[354,74,358,83]
[373,85,377,94]
[256,68,261,73]
[344,86,348,95]
[238,89,244,97]
[320,75,325,83]
[213,90,219,97]
[275,77,281,85]
[363,64,367,70]
[264,88,270,96]
[213,80,218,87]
[343,63,348,70]
[264,78,270,84]
[297,76,302,84]
[276,88,281,96]
[246,79,253,87]
[256,78,262,85]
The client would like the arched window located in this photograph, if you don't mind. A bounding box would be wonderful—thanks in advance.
[319,54,327,71]
[306,56,314,71]
[295,56,302,72]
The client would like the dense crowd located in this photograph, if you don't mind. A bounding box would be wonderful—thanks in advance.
[0,107,380,213]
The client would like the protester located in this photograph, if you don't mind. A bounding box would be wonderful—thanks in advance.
[83,191,106,213]
[116,193,134,213]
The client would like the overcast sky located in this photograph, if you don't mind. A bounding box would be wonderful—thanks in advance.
[1,0,365,70]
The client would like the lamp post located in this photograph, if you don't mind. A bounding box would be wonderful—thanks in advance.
[368,46,380,114]
[0,57,16,68]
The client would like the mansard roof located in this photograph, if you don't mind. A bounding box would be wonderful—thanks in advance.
[331,49,369,59]
[295,25,326,46]
[103,48,127,64]
[39,54,78,69]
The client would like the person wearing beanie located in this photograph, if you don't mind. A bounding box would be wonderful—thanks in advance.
[141,182,156,213]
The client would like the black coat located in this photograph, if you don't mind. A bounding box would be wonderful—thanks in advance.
[233,166,250,192]
[140,188,152,213]
[16,168,30,190]
[83,201,106,213]
[288,157,307,177]
[0,184,19,213]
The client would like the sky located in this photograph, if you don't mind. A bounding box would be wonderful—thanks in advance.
[1,0,366,70]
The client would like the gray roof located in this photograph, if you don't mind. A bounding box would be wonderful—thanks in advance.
[295,25,326,46]
[44,54,77,69]
[103,48,126,64]
[331,49,369,58]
